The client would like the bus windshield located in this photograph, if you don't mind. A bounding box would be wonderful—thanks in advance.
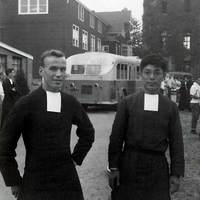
[71,65,85,74]
[86,65,101,75]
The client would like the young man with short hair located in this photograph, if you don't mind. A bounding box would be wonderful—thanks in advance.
[108,54,184,200]
[0,49,95,200]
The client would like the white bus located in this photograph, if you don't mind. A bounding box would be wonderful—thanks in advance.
[63,52,142,106]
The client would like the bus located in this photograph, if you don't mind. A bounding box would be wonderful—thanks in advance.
[63,52,142,106]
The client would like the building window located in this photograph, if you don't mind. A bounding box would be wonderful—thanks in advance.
[161,31,167,49]
[97,21,102,33]
[161,0,167,14]
[12,57,22,71]
[183,33,191,49]
[90,14,95,29]
[90,34,95,52]
[0,55,7,71]
[184,0,191,12]
[121,45,128,56]
[82,30,88,50]
[72,24,79,47]
[97,38,101,52]
[102,45,109,53]
[18,0,48,14]
[78,4,84,22]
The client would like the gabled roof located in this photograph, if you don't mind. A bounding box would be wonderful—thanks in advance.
[75,0,109,26]
[0,41,33,60]
[96,9,132,33]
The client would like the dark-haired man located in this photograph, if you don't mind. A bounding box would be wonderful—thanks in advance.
[0,49,95,200]
[108,54,184,200]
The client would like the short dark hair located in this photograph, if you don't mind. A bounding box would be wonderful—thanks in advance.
[140,54,167,72]
[5,68,14,76]
[40,49,65,67]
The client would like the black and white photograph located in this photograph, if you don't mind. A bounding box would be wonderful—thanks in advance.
[0,0,200,199]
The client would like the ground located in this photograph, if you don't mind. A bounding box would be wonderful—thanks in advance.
[0,109,200,200]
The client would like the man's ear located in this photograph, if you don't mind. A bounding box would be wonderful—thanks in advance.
[39,66,44,77]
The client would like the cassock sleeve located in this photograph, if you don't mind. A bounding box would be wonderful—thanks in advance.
[0,98,26,186]
[108,99,128,169]
[71,99,95,165]
[168,102,185,177]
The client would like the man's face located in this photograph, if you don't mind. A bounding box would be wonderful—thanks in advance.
[8,70,15,80]
[39,56,66,92]
[142,64,164,94]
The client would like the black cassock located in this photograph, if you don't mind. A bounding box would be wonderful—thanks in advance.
[0,87,95,200]
[109,91,184,200]
[1,77,20,126]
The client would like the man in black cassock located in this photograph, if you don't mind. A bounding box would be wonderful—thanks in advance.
[0,49,95,200]
[1,68,19,127]
[108,54,184,200]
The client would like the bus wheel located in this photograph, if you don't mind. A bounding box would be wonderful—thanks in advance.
[82,104,88,111]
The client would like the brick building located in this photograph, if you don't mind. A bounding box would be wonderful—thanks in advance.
[143,0,200,76]
[0,41,33,89]
[97,9,133,56]
[0,0,133,78]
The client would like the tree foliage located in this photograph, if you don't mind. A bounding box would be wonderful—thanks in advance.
[129,18,143,57]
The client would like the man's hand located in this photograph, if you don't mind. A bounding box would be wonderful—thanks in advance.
[170,176,180,194]
[108,169,120,190]
[11,185,21,199]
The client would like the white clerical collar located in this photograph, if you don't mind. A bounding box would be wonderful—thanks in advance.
[46,90,61,113]
[9,78,13,85]
[144,93,159,112]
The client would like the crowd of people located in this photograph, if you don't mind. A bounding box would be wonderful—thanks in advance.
[160,73,193,111]
[160,72,200,138]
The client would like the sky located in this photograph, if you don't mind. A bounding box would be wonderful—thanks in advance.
[80,0,144,23]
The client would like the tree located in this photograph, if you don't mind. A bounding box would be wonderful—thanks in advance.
[129,18,143,57]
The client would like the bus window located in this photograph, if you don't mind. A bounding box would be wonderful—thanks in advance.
[71,65,85,74]
[121,64,125,79]
[124,64,128,79]
[117,64,120,79]
[136,65,141,79]
[128,65,131,80]
[117,64,128,80]
[86,65,101,75]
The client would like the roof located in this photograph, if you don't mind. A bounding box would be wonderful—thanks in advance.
[96,9,132,33]
[66,52,140,75]
[75,0,109,26]
[0,41,33,60]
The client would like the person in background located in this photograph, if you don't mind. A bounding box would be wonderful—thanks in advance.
[178,77,188,111]
[1,68,19,127]
[160,79,167,95]
[189,77,200,135]
[0,49,95,200]
[108,54,184,200]
[174,77,181,104]
[14,69,30,97]
[186,76,193,111]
